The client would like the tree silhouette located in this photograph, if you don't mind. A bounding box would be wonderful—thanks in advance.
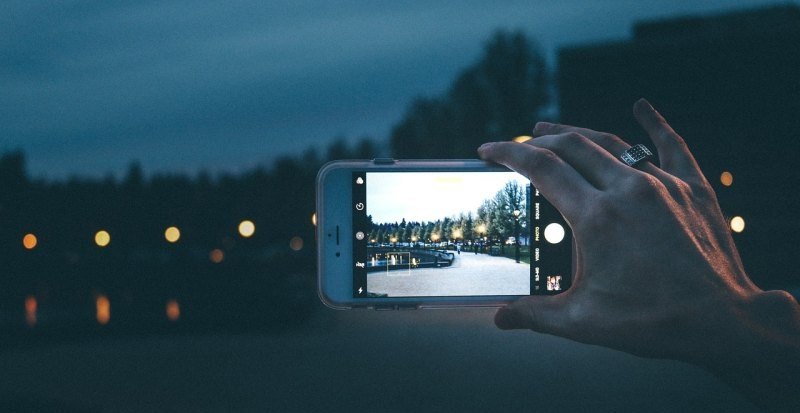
[391,30,548,158]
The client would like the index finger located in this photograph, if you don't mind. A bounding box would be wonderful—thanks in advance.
[532,122,672,181]
[478,141,597,220]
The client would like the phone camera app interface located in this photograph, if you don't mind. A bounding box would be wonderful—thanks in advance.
[352,171,569,298]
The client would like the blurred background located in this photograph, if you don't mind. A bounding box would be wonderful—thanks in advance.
[1,1,798,412]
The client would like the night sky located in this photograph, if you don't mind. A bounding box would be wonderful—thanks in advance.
[1,0,790,178]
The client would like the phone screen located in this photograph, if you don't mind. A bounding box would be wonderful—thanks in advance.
[352,171,570,298]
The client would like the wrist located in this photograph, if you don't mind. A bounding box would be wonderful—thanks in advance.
[711,289,799,364]
[691,289,800,411]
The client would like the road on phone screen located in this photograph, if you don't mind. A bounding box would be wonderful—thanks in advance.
[367,252,529,296]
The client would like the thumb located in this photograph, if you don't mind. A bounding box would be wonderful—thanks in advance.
[494,295,568,334]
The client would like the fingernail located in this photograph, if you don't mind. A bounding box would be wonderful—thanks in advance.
[637,98,655,112]
[533,122,552,135]
[478,142,494,153]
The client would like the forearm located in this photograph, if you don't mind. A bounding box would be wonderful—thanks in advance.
[694,290,800,412]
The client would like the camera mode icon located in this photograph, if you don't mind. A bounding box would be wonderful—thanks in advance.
[355,231,365,240]
[356,177,364,185]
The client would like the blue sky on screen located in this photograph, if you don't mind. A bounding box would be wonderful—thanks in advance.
[367,171,529,223]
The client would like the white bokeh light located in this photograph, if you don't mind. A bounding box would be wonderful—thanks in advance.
[730,216,745,233]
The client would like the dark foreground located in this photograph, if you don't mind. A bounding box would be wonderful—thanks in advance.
[0,304,760,413]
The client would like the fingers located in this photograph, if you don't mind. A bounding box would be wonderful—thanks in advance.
[522,132,630,190]
[478,141,595,219]
[533,121,672,181]
[494,295,569,334]
[633,98,704,181]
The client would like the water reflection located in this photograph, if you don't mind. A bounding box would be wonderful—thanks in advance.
[166,299,180,322]
[25,296,37,327]
[96,295,110,325]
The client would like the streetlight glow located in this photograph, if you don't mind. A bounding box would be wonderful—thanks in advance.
[238,220,256,238]
[164,226,181,243]
[95,230,111,247]
[731,216,745,233]
[720,171,733,187]
[23,233,38,250]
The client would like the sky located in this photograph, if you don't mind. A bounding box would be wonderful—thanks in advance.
[1,0,792,179]
[367,171,529,223]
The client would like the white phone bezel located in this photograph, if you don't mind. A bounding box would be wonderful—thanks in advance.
[316,159,558,310]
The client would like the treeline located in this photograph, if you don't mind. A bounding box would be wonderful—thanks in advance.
[0,29,550,333]
[390,31,549,157]
[0,139,380,333]
[368,180,528,246]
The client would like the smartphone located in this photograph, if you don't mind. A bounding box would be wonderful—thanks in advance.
[316,159,572,310]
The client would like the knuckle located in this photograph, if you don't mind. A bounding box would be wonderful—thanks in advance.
[561,132,594,151]
[594,132,620,147]
[540,132,579,151]
[623,172,664,197]
[526,148,560,171]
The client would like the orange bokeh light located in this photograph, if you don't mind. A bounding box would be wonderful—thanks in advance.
[23,233,38,250]
[720,171,733,187]
[96,295,111,325]
[209,248,224,263]
[166,299,180,321]
[289,236,303,251]
[25,295,37,327]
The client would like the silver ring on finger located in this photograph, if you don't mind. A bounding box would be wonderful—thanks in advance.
[619,144,654,167]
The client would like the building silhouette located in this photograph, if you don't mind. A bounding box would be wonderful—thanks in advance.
[558,5,800,287]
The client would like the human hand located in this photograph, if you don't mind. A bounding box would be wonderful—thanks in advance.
[477,99,800,411]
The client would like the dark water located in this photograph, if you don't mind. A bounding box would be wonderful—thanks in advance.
[0,305,760,413]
